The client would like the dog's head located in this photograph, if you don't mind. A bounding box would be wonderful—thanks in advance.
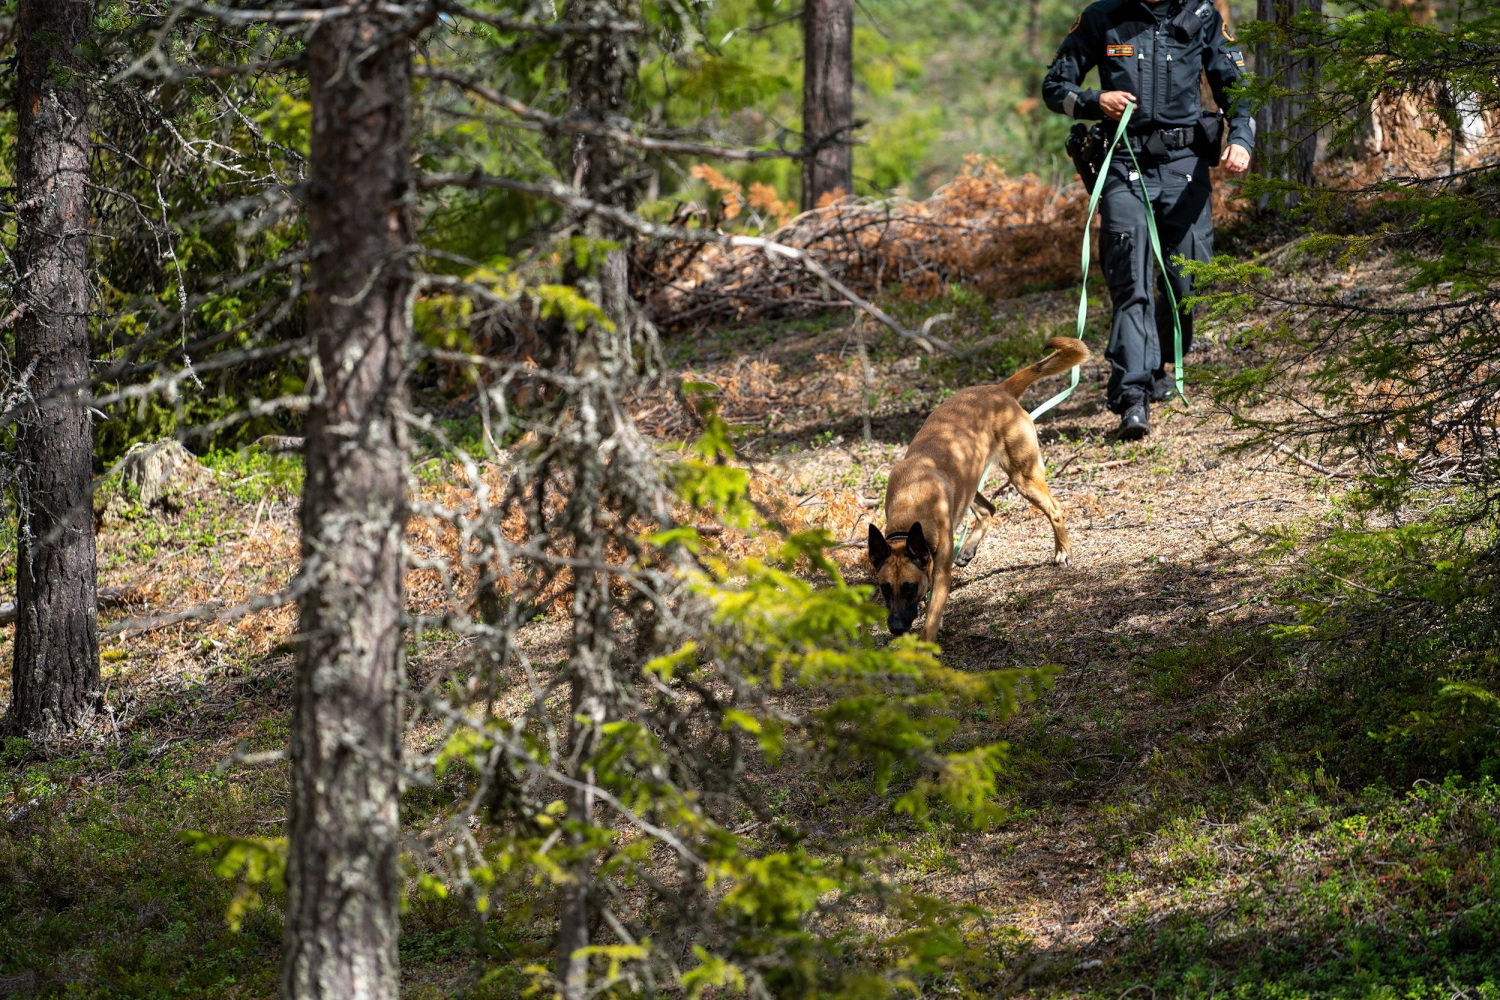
[868,522,932,636]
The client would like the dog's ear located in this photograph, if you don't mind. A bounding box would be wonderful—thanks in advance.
[868,524,891,570]
[906,522,931,569]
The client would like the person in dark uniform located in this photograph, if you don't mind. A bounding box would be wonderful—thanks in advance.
[1044,0,1254,439]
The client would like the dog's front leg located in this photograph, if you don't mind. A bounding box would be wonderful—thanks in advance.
[920,564,953,644]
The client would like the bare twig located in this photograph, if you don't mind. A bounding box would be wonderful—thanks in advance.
[416,68,800,161]
[103,579,308,637]
[1275,442,1351,479]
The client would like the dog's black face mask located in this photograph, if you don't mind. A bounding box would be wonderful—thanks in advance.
[868,522,932,636]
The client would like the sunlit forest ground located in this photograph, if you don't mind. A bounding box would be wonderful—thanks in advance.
[4,245,1500,999]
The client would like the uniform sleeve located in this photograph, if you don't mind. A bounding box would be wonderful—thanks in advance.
[1202,7,1256,151]
[1043,11,1103,121]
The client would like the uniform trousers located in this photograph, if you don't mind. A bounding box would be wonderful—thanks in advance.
[1098,149,1213,412]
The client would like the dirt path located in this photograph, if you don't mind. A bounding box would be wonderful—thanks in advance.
[869,384,1336,984]
[661,295,1365,989]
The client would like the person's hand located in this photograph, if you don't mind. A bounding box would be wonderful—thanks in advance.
[1099,91,1136,120]
[1222,142,1251,174]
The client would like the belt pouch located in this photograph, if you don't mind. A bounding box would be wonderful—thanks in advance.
[1066,122,1096,188]
[1193,112,1226,167]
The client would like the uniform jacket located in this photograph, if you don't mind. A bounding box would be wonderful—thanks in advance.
[1043,0,1255,152]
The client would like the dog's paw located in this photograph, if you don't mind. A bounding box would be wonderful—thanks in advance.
[954,548,976,568]
[1053,550,1070,566]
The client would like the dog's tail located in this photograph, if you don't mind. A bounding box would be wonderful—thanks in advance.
[1001,337,1090,401]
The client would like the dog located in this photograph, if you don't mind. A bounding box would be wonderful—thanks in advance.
[868,337,1089,641]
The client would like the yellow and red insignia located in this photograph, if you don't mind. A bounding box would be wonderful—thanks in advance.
[1106,43,1134,57]
[1222,21,1235,41]
[1069,12,1082,32]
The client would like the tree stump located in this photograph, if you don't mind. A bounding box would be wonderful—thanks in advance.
[118,440,212,509]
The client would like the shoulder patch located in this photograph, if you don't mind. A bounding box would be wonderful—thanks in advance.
[1069,12,1082,32]
[1106,43,1134,57]
[1222,21,1235,41]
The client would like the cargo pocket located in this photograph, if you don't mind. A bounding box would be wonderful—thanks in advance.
[1102,229,1137,297]
[1191,227,1212,265]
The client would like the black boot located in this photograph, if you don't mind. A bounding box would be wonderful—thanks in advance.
[1149,371,1176,403]
[1118,388,1150,440]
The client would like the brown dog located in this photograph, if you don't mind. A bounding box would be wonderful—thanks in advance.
[868,336,1089,641]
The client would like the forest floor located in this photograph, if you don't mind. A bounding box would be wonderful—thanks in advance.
[3,260,1499,999]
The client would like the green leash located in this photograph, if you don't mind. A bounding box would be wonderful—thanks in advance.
[949,101,1186,565]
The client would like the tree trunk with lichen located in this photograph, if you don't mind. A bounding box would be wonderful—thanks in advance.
[280,7,412,999]
[1255,0,1322,202]
[801,0,856,210]
[553,3,644,996]
[6,0,100,737]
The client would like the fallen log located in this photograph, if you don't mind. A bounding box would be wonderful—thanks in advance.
[0,586,131,627]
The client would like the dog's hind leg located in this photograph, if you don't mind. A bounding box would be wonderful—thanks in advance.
[1009,460,1070,565]
[954,492,998,568]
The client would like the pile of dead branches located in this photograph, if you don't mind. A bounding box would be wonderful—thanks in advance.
[634,158,1089,331]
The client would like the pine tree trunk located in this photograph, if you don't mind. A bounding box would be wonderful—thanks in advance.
[552,5,643,995]
[801,0,856,210]
[280,8,412,999]
[6,0,100,737]
[556,561,622,1000]
[1254,0,1322,198]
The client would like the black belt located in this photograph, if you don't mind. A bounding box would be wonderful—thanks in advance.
[1124,126,1195,154]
